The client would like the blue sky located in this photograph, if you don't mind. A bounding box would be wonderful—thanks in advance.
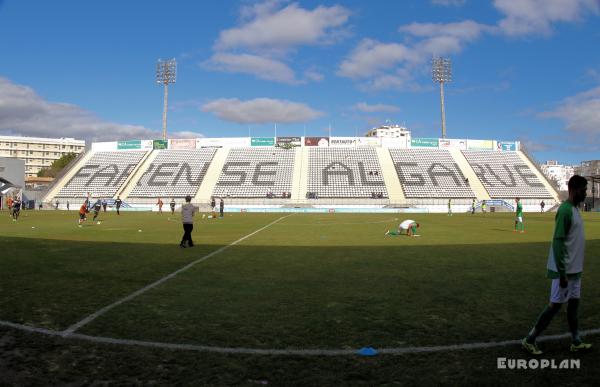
[0,0,599,164]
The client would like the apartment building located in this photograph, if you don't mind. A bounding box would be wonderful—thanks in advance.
[0,135,85,177]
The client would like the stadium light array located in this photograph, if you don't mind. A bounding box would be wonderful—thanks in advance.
[432,57,452,139]
[156,58,177,141]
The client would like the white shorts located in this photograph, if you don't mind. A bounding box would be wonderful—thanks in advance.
[550,277,581,303]
[516,216,522,222]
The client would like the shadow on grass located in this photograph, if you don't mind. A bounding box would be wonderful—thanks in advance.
[1,235,599,349]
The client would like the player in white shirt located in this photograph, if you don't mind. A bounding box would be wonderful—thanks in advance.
[385,220,420,237]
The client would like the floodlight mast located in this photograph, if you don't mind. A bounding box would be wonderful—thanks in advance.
[432,57,452,139]
[156,58,177,140]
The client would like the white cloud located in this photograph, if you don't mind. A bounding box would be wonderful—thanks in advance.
[303,68,325,82]
[206,1,350,85]
[493,0,600,36]
[400,20,489,41]
[204,53,299,84]
[354,102,400,113]
[201,98,323,124]
[539,86,600,137]
[216,2,351,51]
[169,131,205,139]
[337,39,417,80]
[339,1,599,92]
[0,77,161,142]
[431,0,466,6]
[338,20,487,90]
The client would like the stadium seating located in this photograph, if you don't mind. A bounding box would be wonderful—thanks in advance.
[389,148,474,198]
[307,147,387,198]
[57,151,147,198]
[462,151,552,198]
[129,149,217,198]
[212,148,295,198]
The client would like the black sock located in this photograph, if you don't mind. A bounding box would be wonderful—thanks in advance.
[567,299,581,344]
[528,303,561,342]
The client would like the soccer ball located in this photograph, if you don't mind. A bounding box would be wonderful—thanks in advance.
[138,229,142,232]
[202,214,206,218]
[97,221,102,225]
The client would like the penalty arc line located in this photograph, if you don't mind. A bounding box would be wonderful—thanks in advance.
[60,214,293,337]
[1,319,599,356]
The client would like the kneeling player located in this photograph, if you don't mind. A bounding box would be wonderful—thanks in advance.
[386,220,420,236]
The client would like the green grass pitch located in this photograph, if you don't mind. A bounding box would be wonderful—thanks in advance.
[1,209,599,385]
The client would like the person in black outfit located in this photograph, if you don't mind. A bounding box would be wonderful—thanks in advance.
[170,198,176,215]
[92,199,102,222]
[180,195,196,248]
[12,198,21,221]
[219,198,224,218]
[115,196,122,215]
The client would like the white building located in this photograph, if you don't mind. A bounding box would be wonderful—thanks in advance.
[0,135,85,177]
[365,124,411,139]
[540,160,574,192]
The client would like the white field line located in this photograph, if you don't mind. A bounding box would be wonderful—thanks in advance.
[60,215,293,337]
[1,319,599,356]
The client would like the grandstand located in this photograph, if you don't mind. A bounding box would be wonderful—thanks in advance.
[390,148,474,198]
[307,147,387,199]
[54,151,148,201]
[128,149,216,199]
[213,148,295,199]
[43,136,560,212]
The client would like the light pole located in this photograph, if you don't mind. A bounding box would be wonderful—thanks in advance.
[432,57,452,139]
[156,58,177,140]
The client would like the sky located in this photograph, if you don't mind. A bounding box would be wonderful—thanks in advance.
[0,0,599,164]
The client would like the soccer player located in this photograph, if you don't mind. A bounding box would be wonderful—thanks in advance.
[219,198,224,218]
[180,195,197,248]
[11,197,21,221]
[157,198,164,214]
[540,200,545,212]
[78,201,88,226]
[170,198,176,215]
[66,200,70,211]
[481,200,487,213]
[115,196,122,215]
[55,200,59,210]
[471,198,476,215]
[92,199,102,222]
[385,220,420,237]
[102,198,107,212]
[522,175,591,355]
[447,198,452,216]
[514,198,524,233]
[7,196,13,217]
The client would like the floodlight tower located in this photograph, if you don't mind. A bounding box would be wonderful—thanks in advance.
[432,57,452,138]
[156,58,177,140]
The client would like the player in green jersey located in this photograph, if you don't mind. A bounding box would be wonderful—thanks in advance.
[514,198,524,233]
[522,175,592,355]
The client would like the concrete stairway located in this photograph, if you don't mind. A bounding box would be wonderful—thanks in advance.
[448,148,491,200]
[376,147,405,204]
[194,148,229,204]
[119,150,158,199]
[291,147,308,204]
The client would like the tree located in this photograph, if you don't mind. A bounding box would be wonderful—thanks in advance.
[37,153,78,178]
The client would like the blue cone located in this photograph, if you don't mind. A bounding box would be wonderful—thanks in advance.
[358,347,378,356]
